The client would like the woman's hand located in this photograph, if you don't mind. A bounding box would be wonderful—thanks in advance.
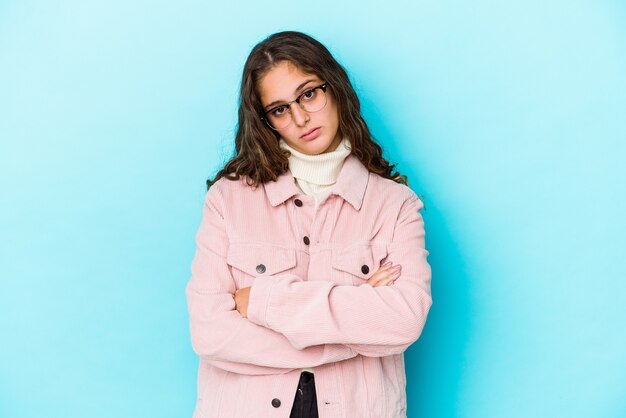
[367,261,402,287]
[234,286,251,318]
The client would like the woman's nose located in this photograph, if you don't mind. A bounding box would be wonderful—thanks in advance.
[290,104,310,126]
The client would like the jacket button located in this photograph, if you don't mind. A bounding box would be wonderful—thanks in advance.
[256,264,266,274]
[271,398,281,408]
[303,236,310,245]
[361,265,370,274]
[294,199,303,207]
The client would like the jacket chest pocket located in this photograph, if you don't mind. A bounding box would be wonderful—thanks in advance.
[331,243,388,286]
[226,242,297,288]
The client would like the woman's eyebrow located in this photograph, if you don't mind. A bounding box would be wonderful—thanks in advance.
[264,79,317,110]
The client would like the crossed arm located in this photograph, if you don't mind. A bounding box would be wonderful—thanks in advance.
[185,187,432,375]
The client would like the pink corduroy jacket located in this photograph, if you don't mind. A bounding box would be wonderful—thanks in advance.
[185,153,432,418]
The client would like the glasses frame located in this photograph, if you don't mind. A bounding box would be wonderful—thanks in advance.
[260,83,329,130]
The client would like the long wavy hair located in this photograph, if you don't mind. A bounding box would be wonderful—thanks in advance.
[206,30,408,190]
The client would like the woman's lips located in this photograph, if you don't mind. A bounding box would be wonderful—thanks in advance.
[301,127,321,141]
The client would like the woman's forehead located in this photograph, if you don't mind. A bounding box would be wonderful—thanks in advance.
[259,62,321,105]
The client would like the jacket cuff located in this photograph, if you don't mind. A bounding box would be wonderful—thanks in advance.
[247,276,276,328]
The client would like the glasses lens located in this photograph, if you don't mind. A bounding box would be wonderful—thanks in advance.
[300,86,327,113]
[266,106,291,130]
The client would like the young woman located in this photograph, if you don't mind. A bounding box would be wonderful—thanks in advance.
[186,31,432,418]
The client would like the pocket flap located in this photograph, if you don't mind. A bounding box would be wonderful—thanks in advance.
[331,243,388,280]
[227,242,296,277]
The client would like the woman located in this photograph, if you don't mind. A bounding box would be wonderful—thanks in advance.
[185,30,432,418]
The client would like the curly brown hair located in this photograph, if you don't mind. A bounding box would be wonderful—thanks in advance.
[206,30,408,190]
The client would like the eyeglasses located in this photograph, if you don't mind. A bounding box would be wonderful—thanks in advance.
[261,83,328,130]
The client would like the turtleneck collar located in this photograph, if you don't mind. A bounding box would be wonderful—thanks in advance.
[278,137,352,186]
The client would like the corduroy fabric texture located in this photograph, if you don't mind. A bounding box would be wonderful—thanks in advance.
[186,154,432,417]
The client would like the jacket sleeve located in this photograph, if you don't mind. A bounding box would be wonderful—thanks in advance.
[185,186,358,374]
[246,194,432,357]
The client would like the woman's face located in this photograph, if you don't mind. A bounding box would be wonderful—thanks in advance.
[258,61,342,155]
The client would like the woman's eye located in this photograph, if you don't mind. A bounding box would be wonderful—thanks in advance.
[301,89,315,101]
[272,106,287,116]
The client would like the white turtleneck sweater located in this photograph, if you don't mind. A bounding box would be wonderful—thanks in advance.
[278,136,352,374]
[279,137,352,210]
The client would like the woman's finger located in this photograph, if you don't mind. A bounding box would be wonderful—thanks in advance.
[368,265,401,287]
[367,263,399,282]
[371,268,401,287]
[366,268,390,286]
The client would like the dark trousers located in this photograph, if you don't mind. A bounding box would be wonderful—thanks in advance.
[289,371,319,418]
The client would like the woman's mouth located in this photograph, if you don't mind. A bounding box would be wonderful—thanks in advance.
[300,127,321,141]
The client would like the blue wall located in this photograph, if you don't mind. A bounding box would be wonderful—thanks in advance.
[1,1,624,417]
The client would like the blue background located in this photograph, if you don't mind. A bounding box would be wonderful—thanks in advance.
[1,1,625,417]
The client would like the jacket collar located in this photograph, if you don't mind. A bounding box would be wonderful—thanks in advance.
[264,154,369,210]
